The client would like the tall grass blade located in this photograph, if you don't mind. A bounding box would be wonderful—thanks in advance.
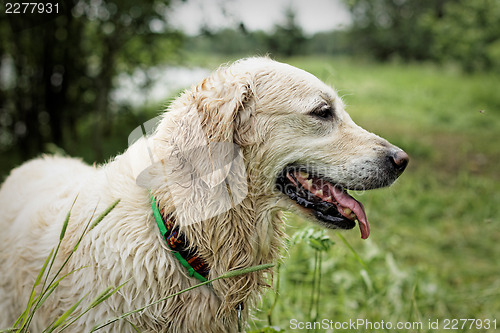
[314,251,323,324]
[336,232,369,271]
[45,293,89,333]
[57,279,130,332]
[60,195,78,241]
[34,282,59,313]
[266,262,281,326]
[41,199,114,306]
[31,196,79,330]
[91,263,274,332]
[125,319,141,333]
[89,199,120,231]
[88,287,114,308]
[410,282,422,324]
[6,199,120,333]
[35,266,88,315]
[15,248,55,329]
[219,263,274,278]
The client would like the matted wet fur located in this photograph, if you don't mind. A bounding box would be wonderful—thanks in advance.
[0,57,407,332]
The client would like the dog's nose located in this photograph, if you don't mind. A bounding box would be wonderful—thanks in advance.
[389,149,409,173]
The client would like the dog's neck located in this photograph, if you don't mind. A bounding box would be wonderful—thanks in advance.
[151,201,211,282]
[151,188,285,312]
[127,124,287,314]
[144,158,284,315]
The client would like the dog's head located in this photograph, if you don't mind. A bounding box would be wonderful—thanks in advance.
[152,57,408,238]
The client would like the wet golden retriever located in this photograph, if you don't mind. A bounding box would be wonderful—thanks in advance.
[0,57,408,332]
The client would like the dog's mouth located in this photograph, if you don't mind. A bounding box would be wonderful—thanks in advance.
[276,166,370,239]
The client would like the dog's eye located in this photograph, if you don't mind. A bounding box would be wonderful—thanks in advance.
[310,104,334,120]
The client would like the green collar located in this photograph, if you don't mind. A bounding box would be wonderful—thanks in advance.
[150,195,209,283]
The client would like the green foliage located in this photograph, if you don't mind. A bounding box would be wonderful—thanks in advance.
[306,30,353,56]
[0,0,185,162]
[247,328,285,333]
[184,28,270,56]
[423,0,500,72]
[267,7,306,57]
[343,0,500,72]
[264,227,336,332]
[343,0,438,60]
[183,25,351,59]
[184,7,307,58]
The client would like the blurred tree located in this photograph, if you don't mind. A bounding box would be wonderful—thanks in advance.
[342,0,500,72]
[183,28,352,58]
[268,6,306,57]
[307,30,353,55]
[0,0,184,161]
[343,0,443,61]
[424,0,500,72]
[186,7,307,58]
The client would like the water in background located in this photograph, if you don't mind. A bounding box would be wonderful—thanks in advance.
[112,66,210,108]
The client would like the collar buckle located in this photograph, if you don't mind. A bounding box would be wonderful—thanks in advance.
[237,303,243,332]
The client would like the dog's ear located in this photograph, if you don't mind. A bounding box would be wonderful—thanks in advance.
[148,67,253,225]
[186,68,253,188]
[193,68,254,145]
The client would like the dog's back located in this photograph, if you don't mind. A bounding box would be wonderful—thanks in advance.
[0,156,94,328]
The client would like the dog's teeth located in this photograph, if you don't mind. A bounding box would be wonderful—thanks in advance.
[343,208,352,215]
[298,171,309,179]
[316,189,323,197]
[306,179,313,188]
[325,196,332,202]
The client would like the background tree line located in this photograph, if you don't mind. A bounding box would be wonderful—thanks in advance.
[0,0,184,166]
[187,0,500,73]
[343,0,500,72]
[1,0,499,175]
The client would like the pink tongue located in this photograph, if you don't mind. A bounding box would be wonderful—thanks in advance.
[294,173,371,239]
[329,185,370,239]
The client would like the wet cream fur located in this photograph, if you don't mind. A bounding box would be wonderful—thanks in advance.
[0,57,396,332]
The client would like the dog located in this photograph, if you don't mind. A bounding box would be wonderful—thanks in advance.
[0,57,408,332]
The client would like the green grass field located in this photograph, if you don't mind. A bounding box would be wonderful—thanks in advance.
[245,56,500,332]
[1,55,498,332]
